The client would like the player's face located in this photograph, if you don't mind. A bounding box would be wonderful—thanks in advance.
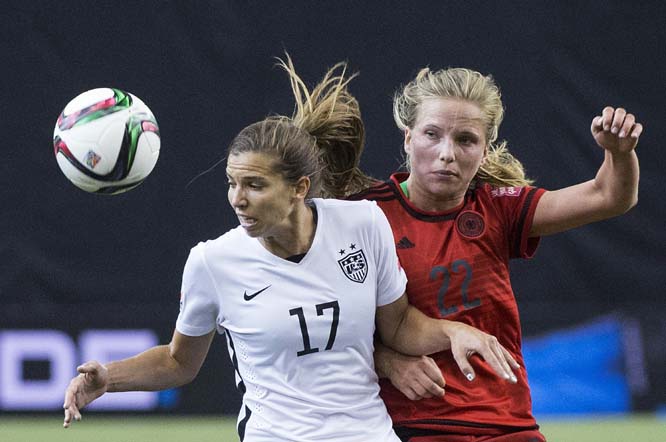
[404,98,487,209]
[226,151,299,238]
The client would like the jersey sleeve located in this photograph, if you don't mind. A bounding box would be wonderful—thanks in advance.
[175,243,220,336]
[370,202,408,306]
[492,185,546,259]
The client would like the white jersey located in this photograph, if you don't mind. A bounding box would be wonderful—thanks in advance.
[176,199,406,442]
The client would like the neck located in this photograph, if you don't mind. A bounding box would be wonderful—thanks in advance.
[260,202,316,258]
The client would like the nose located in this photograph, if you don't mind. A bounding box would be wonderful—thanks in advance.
[437,138,455,163]
[228,186,247,209]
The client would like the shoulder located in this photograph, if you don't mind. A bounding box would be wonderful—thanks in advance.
[312,198,377,216]
[314,197,376,210]
[314,198,383,229]
[476,183,542,203]
[347,180,395,202]
[189,227,248,261]
[472,183,546,226]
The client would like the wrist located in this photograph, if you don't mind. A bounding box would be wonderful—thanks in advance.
[374,343,394,379]
[439,319,456,350]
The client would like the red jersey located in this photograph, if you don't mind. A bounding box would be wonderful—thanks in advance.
[351,172,546,434]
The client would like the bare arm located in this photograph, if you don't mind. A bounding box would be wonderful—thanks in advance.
[376,293,449,356]
[106,330,214,391]
[376,294,519,389]
[63,330,214,427]
[531,107,641,237]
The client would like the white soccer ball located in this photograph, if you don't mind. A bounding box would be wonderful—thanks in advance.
[53,88,160,194]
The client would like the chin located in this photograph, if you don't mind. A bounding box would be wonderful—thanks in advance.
[427,180,458,193]
[241,225,262,237]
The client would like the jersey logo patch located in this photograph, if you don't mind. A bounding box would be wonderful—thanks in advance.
[338,250,368,283]
[490,186,523,198]
[456,210,486,238]
[243,285,271,301]
[396,236,415,249]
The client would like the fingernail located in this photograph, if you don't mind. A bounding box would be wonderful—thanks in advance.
[511,374,517,383]
[466,373,474,381]
[611,127,618,134]
[619,131,625,137]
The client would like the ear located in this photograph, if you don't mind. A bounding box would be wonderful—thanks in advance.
[293,176,311,200]
[480,144,488,165]
[403,128,412,155]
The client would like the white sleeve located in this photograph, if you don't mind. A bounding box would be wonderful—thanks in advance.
[175,243,220,336]
[370,202,407,306]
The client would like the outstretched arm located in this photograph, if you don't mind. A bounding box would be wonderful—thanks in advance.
[63,329,214,428]
[531,106,641,237]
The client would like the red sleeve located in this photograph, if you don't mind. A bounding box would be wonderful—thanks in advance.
[485,185,546,259]
[514,187,546,258]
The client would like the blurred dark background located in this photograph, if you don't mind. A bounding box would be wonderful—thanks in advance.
[1,0,664,417]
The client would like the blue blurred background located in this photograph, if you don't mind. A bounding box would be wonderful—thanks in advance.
[1,0,665,419]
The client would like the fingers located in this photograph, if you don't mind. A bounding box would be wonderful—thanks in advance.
[451,347,476,381]
[63,402,81,428]
[63,378,82,428]
[610,107,626,134]
[488,339,517,383]
[594,106,642,139]
[451,332,520,383]
[63,408,71,428]
[475,341,517,384]
[616,111,634,138]
[390,355,446,400]
[629,122,643,139]
[63,367,97,429]
[407,377,443,400]
[600,106,615,131]
[401,386,424,401]
[501,346,521,370]
[419,357,446,397]
[77,361,99,374]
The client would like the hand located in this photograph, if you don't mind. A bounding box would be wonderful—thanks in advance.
[63,361,109,428]
[446,321,520,383]
[592,106,643,154]
[384,353,446,401]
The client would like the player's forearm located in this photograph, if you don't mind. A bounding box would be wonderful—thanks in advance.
[374,340,398,379]
[594,150,639,215]
[105,345,194,392]
[387,306,452,356]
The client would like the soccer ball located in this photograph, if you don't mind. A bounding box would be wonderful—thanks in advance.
[53,88,160,194]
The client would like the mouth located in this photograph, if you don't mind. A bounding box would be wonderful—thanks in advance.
[433,170,458,178]
[237,214,258,228]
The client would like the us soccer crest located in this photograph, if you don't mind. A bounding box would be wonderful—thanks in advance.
[338,249,368,283]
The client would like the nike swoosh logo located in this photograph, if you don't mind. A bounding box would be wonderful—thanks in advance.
[243,285,271,301]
